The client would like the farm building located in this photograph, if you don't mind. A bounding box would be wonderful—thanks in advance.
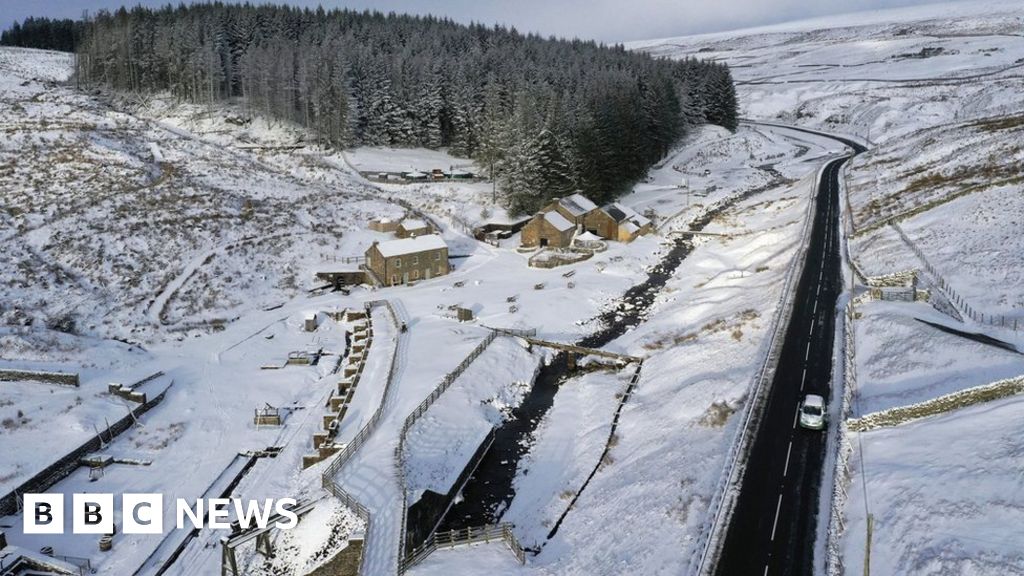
[521,210,576,248]
[584,202,653,242]
[541,193,599,227]
[445,168,474,179]
[365,234,449,286]
[368,217,400,233]
[396,218,432,238]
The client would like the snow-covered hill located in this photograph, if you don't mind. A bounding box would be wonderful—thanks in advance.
[1,1,1021,573]
[633,2,1024,574]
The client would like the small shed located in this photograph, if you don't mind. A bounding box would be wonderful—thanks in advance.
[404,170,428,181]
[368,217,400,233]
[304,313,318,332]
[396,218,432,238]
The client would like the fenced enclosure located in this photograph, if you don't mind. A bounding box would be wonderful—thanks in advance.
[394,329,501,570]
[892,222,1019,331]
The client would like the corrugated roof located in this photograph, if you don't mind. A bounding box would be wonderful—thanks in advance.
[544,211,574,232]
[373,234,448,257]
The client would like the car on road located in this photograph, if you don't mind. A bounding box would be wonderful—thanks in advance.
[799,394,826,430]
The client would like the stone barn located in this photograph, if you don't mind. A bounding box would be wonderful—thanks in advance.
[584,202,653,242]
[365,234,449,286]
[368,217,400,233]
[541,193,598,227]
[396,218,432,238]
[521,210,575,248]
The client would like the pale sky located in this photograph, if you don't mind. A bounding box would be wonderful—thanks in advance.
[0,0,954,43]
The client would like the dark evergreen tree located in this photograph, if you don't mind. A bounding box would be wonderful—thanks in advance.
[31,3,739,213]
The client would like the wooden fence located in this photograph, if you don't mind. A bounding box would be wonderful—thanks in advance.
[544,360,644,540]
[401,523,525,572]
[321,299,403,576]
[394,329,502,571]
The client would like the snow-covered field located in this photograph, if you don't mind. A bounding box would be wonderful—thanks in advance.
[843,395,1024,575]
[632,2,1024,574]
[3,1,1021,573]
[0,41,837,575]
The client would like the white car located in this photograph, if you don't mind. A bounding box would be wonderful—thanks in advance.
[799,394,826,430]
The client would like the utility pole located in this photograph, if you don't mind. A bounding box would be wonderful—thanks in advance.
[863,513,874,576]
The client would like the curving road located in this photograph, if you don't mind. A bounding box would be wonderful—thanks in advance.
[714,126,865,576]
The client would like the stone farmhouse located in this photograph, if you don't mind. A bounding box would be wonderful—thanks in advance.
[365,234,449,287]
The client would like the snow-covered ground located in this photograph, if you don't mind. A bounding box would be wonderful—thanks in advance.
[5,0,1021,572]
[0,42,837,575]
[842,395,1024,575]
[631,2,1024,574]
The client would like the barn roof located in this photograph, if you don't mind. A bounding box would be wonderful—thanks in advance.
[544,211,574,232]
[557,193,598,217]
[374,234,448,257]
[602,202,651,228]
[400,218,428,230]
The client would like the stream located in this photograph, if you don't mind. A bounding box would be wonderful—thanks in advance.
[419,176,789,543]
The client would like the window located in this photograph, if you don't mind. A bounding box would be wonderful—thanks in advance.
[395,258,402,268]
[391,275,398,285]
[434,252,441,261]
[412,255,419,265]
[412,270,419,280]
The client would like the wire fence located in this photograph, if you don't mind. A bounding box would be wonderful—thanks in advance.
[891,222,1019,331]
[825,302,858,575]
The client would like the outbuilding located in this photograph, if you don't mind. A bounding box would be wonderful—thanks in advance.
[541,193,599,227]
[521,210,575,248]
[584,202,653,242]
[396,218,432,238]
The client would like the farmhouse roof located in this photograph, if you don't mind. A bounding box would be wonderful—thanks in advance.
[374,234,448,257]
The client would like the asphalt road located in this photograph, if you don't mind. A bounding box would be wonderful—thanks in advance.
[715,138,861,576]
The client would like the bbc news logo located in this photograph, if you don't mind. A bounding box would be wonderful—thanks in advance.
[24,494,299,535]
